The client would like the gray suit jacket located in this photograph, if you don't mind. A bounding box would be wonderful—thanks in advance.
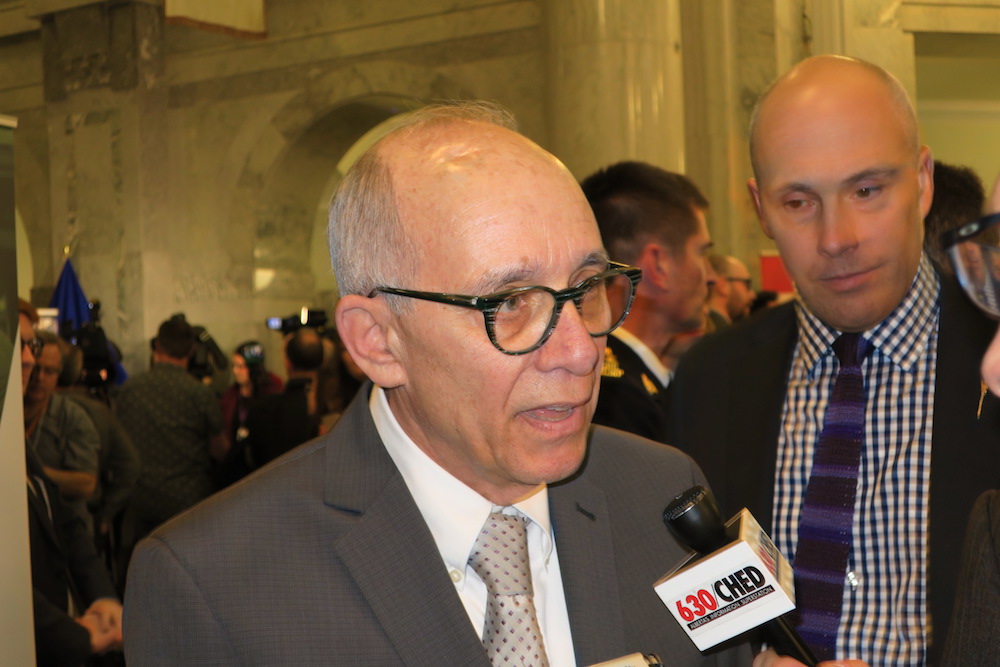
[123,385,750,665]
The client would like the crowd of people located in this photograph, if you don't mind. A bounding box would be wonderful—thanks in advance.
[17,301,366,665]
[15,53,1000,666]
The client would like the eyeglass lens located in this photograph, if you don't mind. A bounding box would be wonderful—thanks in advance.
[950,238,1000,318]
[492,272,632,353]
[21,337,43,359]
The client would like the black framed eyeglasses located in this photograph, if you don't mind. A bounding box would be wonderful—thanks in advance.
[942,212,1000,318]
[369,261,642,354]
[20,335,43,360]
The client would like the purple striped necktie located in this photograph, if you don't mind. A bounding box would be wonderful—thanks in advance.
[793,332,872,661]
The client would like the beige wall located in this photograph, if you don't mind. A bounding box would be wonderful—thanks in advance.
[1,0,1000,370]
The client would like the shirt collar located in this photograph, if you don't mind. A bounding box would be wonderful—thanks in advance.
[795,254,940,375]
[369,386,554,576]
[611,327,672,386]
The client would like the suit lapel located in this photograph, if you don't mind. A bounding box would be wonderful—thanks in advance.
[324,390,490,667]
[725,305,797,527]
[927,279,1000,662]
[550,476,625,666]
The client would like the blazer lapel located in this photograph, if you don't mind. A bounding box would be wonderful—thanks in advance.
[725,304,797,528]
[550,477,625,666]
[927,279,1000,662]
[324,390,490,667]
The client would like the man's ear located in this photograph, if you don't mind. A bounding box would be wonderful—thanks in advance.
[917,145,934,220]
[638,242,672,291]
[335,295,407,389]
[747,178,773,239]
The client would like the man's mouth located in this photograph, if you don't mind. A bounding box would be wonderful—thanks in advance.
[526,405,576,422]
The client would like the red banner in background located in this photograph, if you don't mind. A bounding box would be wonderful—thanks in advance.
[759,250,794,294]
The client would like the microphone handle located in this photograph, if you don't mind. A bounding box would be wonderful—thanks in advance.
[762,616,818,667]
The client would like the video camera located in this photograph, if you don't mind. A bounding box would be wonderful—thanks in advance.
[266,307,328,335]
[71,300,117,394]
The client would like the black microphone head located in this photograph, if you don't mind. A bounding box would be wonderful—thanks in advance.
[663,485,729,554]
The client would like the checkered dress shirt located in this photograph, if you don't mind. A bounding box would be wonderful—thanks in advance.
[772,255,939,666]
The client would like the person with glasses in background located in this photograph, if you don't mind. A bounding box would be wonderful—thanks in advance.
[24,330,101,515]
[123,102,751,666]
[19,298,124,665]
[706,255,757,328]
[938,176,1000,665]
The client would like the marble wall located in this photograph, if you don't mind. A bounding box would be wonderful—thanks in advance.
[2,0,1000,376]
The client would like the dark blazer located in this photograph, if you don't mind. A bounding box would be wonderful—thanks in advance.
[666,278,1000,664]
[943,489,1000,665]
[27,450,118,666]
[123,384,751,666]
[246,377,319,468]
[593,335,671,443]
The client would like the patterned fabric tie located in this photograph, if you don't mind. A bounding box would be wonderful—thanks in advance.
[793,332,872,661]
[468,511,550,667]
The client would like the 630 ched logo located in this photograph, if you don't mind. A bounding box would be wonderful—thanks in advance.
[673,566,775,630]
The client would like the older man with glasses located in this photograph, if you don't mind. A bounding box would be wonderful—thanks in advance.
[123,103,751,666]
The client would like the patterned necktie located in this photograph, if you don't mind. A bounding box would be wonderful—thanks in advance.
[793,332,872,660]
[468,511,550,667]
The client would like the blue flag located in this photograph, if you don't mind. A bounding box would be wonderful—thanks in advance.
[49,258,91,335]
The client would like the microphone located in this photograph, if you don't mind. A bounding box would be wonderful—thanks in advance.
[657,486,818,667]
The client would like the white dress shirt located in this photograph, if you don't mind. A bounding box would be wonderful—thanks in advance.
[370,387,577,666]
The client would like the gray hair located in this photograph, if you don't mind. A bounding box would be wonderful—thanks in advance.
[327,101,517,306]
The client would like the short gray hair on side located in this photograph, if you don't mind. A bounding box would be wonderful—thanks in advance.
[327,100,517,308]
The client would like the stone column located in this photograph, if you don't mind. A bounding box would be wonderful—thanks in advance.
[544,0,685,179]
[679,0,789,277]
[32,0,166,369]
[805,0,917,97]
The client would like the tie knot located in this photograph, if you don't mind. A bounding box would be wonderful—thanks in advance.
[832,332,871,369]
[469,511,533,596]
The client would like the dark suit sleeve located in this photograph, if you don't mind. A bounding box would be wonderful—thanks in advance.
[56,492,117,605]
[33,591,92,666]
[942,490,1000,664]
[124,536,238,665]
[30,464,118,665]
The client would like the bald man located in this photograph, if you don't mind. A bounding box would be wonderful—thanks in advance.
[668,56,1000,665]
[124,103,750,666]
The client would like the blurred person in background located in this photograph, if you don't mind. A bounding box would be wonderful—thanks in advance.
[24,330,101,525]
[317,328,366,432]
[245,327,324,468]
[706,254,756,326]
[938,174,1000,665]
[923,161,986,277]
[217,340,282,485]
[117,315,224,547]
[20,298,124,665]
[58,343,140,587]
